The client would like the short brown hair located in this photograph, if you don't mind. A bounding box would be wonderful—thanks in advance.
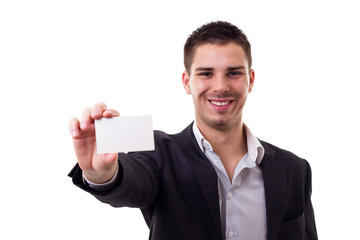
[184,21,252,73]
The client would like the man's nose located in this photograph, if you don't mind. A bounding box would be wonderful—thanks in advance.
[212,74,230,93]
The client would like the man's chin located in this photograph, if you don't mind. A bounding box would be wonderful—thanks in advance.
[207,119,233,131]
[197,112,241,131]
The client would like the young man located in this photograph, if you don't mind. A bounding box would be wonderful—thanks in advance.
[69,21,318,240]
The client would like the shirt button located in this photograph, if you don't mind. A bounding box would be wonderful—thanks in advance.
[227,192,233,198]
[229,231,234,237]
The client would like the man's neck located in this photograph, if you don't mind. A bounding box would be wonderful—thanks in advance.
[196,119,248,182]
[196,119,248,158]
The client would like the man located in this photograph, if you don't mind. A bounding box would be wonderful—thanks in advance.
[69,21,318,240]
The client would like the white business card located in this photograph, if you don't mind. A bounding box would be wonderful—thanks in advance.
[95,115,154,153]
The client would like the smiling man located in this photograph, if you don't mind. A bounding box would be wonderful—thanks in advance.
[69,21,318,240]
[184,43,252,131]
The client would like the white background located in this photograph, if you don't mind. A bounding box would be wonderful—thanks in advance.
[1,0,359,239]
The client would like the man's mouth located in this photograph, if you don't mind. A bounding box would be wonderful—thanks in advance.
[209,100,232,106]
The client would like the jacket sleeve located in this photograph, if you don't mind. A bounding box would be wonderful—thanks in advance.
[304,161,318,240]
[68,152,160,209]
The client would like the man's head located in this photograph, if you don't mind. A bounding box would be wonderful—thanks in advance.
[184,21,252,74]
[182,22,255,131]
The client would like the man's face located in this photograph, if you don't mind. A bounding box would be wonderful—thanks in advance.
[182,43,254,131]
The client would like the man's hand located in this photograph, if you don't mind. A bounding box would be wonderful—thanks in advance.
[69,102,119,184]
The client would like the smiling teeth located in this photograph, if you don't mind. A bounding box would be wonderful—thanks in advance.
[211,101,230,106]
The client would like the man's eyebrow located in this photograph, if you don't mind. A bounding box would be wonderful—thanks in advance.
[195,66,246,72]
[227,66,246,71]
[195,67,214,72]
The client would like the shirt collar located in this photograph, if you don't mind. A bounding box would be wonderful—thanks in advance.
[192,121,265,165]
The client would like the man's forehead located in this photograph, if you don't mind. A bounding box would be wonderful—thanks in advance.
[194,42,245,53]
[191,43,248,71]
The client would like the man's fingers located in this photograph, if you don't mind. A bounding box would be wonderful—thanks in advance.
[80,107,92,131]
[78,103,119,132]
[91,102,107,119]
[69,117,80,137]
[103,109,120,118]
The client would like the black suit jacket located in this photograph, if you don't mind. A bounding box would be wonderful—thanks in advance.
[69,123,318,240]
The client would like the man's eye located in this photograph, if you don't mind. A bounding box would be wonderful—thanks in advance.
[228,71,243,76]
[199,72,212,76]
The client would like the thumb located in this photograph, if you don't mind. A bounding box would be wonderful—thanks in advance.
[103,153,118,165]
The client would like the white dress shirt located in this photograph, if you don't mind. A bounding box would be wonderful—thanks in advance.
[193,123,267,240]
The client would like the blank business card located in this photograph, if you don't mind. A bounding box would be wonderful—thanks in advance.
[95,115,154,153]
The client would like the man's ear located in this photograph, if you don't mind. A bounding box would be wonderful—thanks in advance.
[182,71,192,95]
[248,69,255,93]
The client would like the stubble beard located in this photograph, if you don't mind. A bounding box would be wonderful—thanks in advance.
[197,109,242,132]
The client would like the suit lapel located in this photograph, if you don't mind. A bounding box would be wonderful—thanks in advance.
[259,141,287,239]
[176,123,223,236]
